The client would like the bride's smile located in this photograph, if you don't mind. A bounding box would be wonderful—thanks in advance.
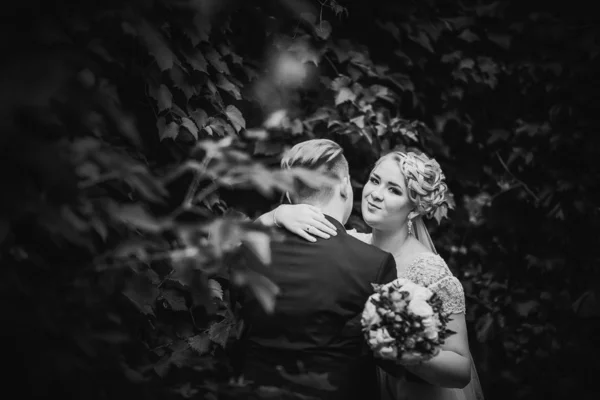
[366,200,381,211]
[361,158,412,230]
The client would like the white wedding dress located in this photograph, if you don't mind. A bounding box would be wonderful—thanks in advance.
[348,226,484,400]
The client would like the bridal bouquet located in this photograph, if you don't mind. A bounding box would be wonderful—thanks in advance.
[361,279,454,363]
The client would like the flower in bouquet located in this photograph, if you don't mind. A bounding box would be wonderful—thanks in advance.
[361,278,454,363]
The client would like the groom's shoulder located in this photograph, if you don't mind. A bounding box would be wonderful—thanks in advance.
[343,232,390,261]
[341,234,396,283]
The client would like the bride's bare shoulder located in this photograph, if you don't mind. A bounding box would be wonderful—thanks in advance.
[396,237,434,265]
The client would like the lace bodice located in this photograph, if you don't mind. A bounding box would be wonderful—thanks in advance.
[347,230,466,315]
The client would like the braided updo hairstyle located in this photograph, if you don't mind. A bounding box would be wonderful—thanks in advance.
[376,151,449,220]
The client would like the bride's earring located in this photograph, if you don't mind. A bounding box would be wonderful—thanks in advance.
[407,219,414,236]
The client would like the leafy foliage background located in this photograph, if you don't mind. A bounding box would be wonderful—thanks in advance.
[1,0,598,399]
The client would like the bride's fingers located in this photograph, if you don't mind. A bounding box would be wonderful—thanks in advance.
[304,224,331,239]
[295,228,317,242]
[310,219,337,237]
[314,215,337,234]
[306,206,336,228]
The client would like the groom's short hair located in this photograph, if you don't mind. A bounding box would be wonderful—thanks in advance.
[281,139,349,204]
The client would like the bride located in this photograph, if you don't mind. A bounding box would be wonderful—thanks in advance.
[258,150,484,400]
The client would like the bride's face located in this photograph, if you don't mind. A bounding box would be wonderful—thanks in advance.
[361,157,412,231]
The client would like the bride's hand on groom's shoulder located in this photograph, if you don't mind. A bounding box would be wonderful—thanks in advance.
[275,204,337,242]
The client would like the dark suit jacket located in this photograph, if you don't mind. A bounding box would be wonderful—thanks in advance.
[234,215,397,400]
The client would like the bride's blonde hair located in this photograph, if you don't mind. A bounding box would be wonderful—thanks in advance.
[375,151,448,220]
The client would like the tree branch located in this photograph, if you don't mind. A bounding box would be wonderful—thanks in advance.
[79,172,121,189]
[182,172,201,209]
[495,152,540,202]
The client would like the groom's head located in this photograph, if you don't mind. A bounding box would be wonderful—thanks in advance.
[281,139,353,223]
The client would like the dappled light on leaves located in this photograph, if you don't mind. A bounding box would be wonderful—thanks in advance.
[251,38,320,118]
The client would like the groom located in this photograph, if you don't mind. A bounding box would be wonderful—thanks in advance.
[234,139,399,399]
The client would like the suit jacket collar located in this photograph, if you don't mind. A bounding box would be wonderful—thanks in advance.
[324,214,346,234]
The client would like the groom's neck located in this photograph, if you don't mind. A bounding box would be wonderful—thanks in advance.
[312,200,346,225]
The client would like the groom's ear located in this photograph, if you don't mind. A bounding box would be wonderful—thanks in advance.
[339,176,350,200]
